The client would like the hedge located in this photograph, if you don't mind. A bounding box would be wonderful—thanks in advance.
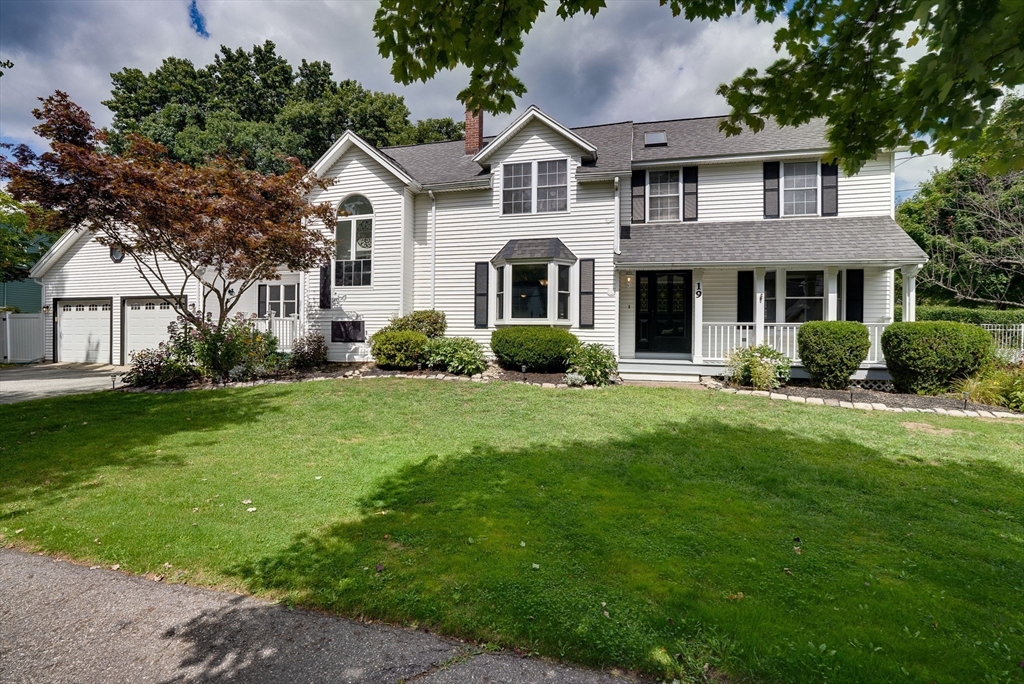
[490,326,579,372]
[370,329,428,369]
[797,321,871,389]
[380,310,448,338]
[881,321,995,394]
[894,305,1024,325]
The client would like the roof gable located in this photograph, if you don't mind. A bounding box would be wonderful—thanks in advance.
[473,105,598,165]
[29,227,91,279]
[310,131,421,191]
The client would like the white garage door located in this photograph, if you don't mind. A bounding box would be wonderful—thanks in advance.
[58,300,111,364]
[124,298,179,362]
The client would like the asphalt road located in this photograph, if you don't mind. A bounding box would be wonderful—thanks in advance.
[0,549,635,684]
[0,363,126,404]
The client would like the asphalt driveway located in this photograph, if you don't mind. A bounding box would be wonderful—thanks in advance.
[0,550,635,684]
[0,363,127,404]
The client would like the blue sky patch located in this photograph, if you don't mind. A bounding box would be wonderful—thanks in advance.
[188,0,209,38]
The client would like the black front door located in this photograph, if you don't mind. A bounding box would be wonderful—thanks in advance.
[636,271,692,354]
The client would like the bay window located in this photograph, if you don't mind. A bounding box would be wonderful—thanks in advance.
[494,260,575,324]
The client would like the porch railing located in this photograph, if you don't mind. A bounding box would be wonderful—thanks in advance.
[982,324,1024,357]
[253,316,301,351]
[703,321,888,365]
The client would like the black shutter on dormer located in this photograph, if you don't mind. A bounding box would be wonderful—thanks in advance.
[631,172,646,223]
[682,166,698,221]
[821,162,839,216]
[763,162,780,218]
[319,264,331,309]
[474,262,489,328]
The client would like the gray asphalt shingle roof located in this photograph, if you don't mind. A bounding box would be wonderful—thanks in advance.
[491,238,578,263]
[633,117,829,162]
[379,115,829,187]
[616,216,928,266]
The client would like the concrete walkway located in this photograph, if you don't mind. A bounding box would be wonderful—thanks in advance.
[0,363,127,404]
[0,550,635,684]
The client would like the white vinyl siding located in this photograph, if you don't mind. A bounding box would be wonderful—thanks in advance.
[413,120,616,350]
[304,147,407,361]
[837,154,894,217]
[696,162,764,222]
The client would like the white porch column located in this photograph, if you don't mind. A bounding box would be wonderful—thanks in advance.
[826,266,839,320]
[902,264,922,321]
[692,268,704,363]
[754,267,766,345]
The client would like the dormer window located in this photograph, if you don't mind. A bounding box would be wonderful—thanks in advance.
[502,159,569,215]
[644,131,667,146]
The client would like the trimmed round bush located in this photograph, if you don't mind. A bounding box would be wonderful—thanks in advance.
[383,309,447,338]
[370,329,428,369]
[423,337,487,376]
[490,326,579,372]
[797,321,871,389]
[881,321,995,394]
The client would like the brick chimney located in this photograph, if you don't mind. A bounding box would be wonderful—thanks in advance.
[465,108,483,156]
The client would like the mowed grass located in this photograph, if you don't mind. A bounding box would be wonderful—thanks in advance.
[1,379,1022,683]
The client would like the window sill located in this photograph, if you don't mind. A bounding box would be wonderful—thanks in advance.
[494,319,573,327]
[500,210,571,218]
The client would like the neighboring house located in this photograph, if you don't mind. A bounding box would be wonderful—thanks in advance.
[29,105,927,379]
[1,279,41,313]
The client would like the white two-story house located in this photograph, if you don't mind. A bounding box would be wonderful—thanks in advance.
[30,105,927,381]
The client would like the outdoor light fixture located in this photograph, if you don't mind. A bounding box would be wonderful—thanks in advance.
[963,391,969,410]
[521,364,527,381]
[110,372,118,390]
[42,305,51,313]
[625,275,632,284]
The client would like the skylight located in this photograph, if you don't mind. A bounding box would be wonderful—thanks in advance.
[644,131,667,146]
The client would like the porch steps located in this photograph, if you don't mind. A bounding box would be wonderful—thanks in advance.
[617,358,709,383]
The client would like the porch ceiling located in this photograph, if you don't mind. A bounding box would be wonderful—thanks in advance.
[615,216,928,268]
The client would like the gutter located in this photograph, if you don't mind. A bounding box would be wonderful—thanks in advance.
[422,178,492,193]
[613,258,929,269]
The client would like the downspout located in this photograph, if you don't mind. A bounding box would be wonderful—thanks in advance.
[613,176,620,360]
[429,190,437,310]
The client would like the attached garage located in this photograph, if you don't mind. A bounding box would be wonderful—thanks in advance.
[122,298,180,364]
[56,299,112,364]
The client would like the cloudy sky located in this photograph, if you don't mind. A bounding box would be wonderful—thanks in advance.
[0,0,946,195]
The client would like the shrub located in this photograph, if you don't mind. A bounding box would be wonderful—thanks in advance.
[895,305,1024,325]
[371,329,428,368]
[565,371,586,387]
[383,309,447,339]
[290,331,329,370]
[797,321,872,389]
[423,337,487,376]
[881,321,995,394]
[567,343,617,386]
[951,366,1024,410]
[726,345,791,391]
[194,315,278,381]
[490,326,579,372]
[0,305,21,313]
[122,347,199,388]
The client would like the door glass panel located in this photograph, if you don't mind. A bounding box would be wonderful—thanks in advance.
[638,276,649,312]
[657,276,668,312]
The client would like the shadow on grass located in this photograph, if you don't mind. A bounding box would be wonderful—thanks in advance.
[156,596,458,684]
[0,387,289,509]
[234,419,1024,684]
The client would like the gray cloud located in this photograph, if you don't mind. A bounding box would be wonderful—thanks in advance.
[0,0,946,190]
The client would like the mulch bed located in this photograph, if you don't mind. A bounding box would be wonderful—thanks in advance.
[779,383,1017,413]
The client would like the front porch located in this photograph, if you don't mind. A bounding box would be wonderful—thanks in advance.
[616,264,923,382]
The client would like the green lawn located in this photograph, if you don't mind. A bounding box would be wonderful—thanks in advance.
[1,379,1022,683]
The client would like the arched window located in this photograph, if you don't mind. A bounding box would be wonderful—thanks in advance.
[336,195,373,287]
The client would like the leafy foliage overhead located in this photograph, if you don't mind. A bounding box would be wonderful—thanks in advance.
[898,99,1024,310]
[0,191,58,283]
[104,41,463,174]
[0,92,337,330]
[373,0,1023,174]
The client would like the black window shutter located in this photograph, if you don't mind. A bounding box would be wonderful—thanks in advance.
[331,320,364,343]
[763,162,780,218]
[258,285,268,318]
[319,264,331,309]
[474,262,489,328]
[620,224,631,240]
[845,269,864,322]
[579,259,595,329]
[682,166,698,221]
[631,172,646,223]
[821,162,839,216]
[737,271,755,322]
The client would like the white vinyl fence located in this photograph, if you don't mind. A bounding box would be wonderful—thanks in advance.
[1,312,45,363]
[982,324,1024,359]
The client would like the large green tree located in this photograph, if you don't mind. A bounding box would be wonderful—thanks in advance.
[374,0,1023,174]
[0,191,57,284]
[104,41,463,174]
[898,99,1024,309]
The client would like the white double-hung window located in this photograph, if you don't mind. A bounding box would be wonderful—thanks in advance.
[502,159,569,214]
[783,162,818,216]
[648,170,681,221]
